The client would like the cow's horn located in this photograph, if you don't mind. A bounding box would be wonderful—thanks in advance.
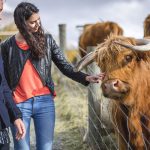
[114,39,150,51]
[73,51,96,72]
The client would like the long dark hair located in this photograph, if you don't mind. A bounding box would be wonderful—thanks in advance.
[14,2,46,59]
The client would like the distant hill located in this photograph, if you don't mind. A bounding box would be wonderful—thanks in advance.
[0,11,18,41]
[0,11,13,29]
[2,22,17,31]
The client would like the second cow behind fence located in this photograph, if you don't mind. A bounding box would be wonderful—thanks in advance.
[144,14,150,37]
[79,21,123,57]
[74,35,150,150]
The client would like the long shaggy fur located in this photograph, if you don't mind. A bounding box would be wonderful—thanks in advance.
[96,35,150,150]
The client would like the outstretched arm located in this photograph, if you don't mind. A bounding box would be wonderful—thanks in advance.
[50,34,104,85]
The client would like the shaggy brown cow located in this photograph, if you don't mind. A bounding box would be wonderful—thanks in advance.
[79,21,123,57]
[144,14,150,37]
[74,35,150,150]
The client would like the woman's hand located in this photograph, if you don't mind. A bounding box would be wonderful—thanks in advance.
[86,73,105,83]
[14,118,26,140]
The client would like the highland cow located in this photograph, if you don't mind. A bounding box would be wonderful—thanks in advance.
[75,35,150,150]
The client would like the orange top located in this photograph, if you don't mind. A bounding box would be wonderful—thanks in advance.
[13,41,52,104]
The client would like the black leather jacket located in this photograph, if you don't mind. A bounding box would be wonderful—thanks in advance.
[0,34,89,95]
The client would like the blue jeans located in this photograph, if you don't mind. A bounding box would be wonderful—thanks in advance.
[11,94,55,150]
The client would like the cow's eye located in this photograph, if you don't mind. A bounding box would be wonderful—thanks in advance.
[125,55,133,62]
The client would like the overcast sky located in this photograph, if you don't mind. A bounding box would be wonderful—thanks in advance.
[2,0,150,48]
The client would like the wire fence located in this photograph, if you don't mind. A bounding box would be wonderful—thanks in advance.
[68,46,150,150]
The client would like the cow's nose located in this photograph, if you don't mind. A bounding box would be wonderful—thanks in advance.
[113,80,119,88]
[103,79,119,90]
[101,79,130,100]
[102,79,123,96]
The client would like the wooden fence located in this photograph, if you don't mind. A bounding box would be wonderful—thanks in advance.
[85,46,116,150]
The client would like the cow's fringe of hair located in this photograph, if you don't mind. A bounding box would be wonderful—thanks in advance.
[95,34,150,72]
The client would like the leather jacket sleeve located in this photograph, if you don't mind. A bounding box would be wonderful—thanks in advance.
[50,34,89,86]
[0,55,22,123]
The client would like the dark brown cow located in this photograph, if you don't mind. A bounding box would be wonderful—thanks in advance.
[79,21,123,57]
[144,14,150,37]
[74,35,150,150]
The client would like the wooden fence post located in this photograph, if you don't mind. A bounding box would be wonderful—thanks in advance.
[86,46,102,149]
[59,24,66,52]
[86,46,114,149]
[56,24,67,82]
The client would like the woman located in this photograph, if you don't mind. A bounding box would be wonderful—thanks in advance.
[1,2,103,150]
[0,0,26,149]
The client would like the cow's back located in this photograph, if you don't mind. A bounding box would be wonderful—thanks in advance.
[79,21,123,57]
